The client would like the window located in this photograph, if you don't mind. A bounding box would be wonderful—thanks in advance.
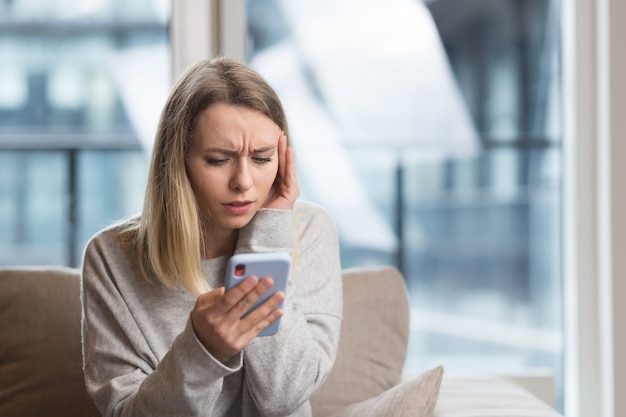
[245,0,564,410]
[0,0,171,266]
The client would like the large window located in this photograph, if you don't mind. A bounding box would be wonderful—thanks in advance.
[246,0,563,409]
[0,0,170,265]
[0,0,564,410]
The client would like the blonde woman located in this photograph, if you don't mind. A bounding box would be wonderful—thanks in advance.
[81,57,342,417]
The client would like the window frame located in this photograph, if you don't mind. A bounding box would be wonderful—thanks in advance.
[562,0,626,416]
[171,0,245,78]
[174,1,626,415]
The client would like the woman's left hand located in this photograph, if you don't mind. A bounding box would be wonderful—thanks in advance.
[263,133,299,210]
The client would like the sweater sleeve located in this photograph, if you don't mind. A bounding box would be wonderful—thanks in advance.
[81,234,242,417]
[235,204,343,417]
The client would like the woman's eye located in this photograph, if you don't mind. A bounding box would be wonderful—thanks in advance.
[253,157,273,164]
[205,158,227,166]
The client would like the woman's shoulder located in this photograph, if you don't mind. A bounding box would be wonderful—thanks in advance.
[85,216,140,253]
[295,200,331,217]
[81,217,145,284]
[294,200,336,230]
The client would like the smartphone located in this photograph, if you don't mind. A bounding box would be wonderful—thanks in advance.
[225,252,291,336]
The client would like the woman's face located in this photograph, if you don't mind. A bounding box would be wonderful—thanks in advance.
[186,103,281,236]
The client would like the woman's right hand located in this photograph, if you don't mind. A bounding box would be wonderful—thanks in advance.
[190,276,285,360]
[263,133,299,211]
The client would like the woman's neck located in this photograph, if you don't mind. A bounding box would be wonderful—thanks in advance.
[202,227,238,260]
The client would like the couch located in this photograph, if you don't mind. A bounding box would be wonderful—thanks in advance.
[0,265,564,417]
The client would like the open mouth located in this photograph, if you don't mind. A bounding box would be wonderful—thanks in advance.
[224,201,253,214]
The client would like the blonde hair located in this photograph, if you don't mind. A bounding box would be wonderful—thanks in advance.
[122,57,291,295]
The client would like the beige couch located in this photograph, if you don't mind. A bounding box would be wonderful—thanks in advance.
[0,265,564,417]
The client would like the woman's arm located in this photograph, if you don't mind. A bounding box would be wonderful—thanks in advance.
[81,231,241,417]
[235,203,343,416]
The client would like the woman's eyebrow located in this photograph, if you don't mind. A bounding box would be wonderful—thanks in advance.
[251,146,276,154]
[202,146,276,155]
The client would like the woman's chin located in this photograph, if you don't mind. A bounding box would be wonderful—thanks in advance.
[222,216,255,231]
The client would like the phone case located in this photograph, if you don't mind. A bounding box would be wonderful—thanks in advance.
[225,252,291,336]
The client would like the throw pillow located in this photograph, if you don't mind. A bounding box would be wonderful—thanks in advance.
[328,366,444,417]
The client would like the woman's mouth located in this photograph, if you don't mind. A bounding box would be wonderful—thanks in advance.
[223,201,253,215]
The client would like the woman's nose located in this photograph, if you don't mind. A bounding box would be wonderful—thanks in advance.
[229,160,253,191]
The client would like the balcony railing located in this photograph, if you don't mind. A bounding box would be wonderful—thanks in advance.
[0,133,142,266]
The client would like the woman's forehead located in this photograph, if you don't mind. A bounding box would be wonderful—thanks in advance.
[190,104,281,150]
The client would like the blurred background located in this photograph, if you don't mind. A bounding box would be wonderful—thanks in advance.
[0,0,563,410]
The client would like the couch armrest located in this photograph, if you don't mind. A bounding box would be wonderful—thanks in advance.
[0,266,100,417]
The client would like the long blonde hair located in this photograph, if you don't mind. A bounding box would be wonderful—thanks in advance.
[122,57,291,295]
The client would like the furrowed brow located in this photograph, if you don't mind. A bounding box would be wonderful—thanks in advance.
[204,148,238,156]
[251,146,276,154]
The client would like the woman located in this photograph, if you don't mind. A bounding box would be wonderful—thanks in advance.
[81,57,343,417]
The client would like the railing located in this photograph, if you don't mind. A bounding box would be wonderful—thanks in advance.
[343,135,560,273]
[0,133,142,266]
[1,134,559,270]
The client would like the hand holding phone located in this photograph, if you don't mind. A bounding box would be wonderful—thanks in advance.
[225,252,291,336]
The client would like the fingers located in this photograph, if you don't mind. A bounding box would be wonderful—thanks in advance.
[264,132,299,210]
[245,308,284,338]
[284,145,299,199]
[225,276,273,319]
[278,132,287,182]
[191,278,284,358]
[195,276,266,321]
[222,276,285,336]
[280,132,299,202]
[220,276,281,315]
[280,133,296,188]
[242,288,285,320]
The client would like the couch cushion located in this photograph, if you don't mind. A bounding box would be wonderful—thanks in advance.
[0,266,100,417]
[434,373,564,417]
[311,266,410,417]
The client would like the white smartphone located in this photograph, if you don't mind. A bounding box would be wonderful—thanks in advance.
[225,252,291,336]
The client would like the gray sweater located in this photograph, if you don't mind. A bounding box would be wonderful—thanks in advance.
[81,201,343,417]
